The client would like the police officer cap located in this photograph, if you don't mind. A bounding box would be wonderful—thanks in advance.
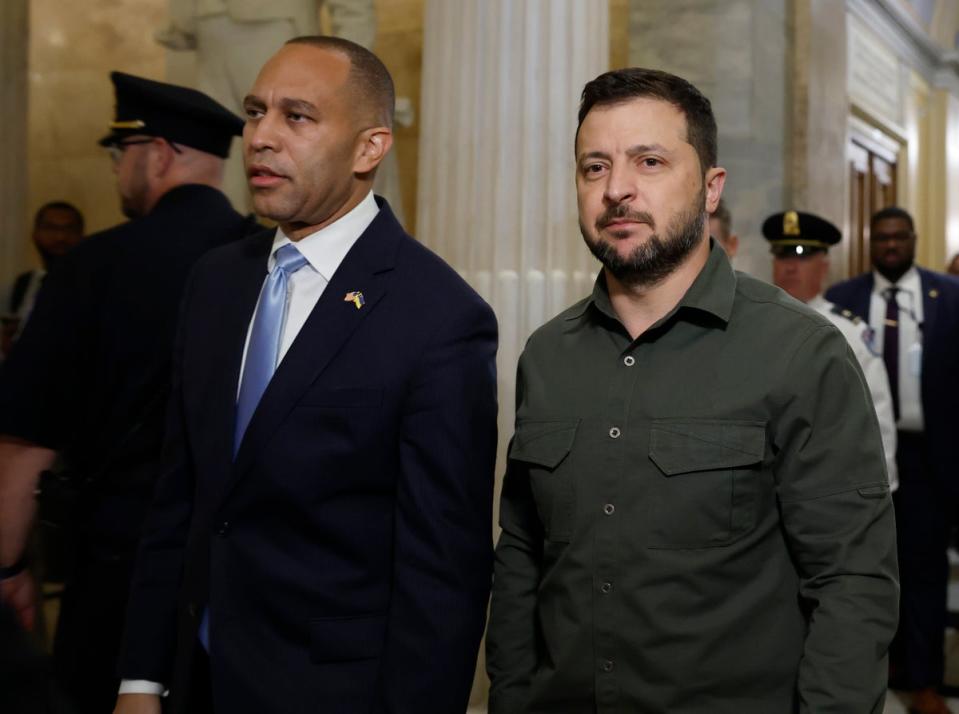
[98,71,243,158]
[762,210,841,257]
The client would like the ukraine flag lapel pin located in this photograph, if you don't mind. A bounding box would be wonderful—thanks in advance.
[344,291,366,309]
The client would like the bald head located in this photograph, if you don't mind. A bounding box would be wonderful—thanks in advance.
[285,35,395,129]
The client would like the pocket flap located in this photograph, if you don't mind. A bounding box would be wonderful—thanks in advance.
[309,613,386,663]
[649,419,765,476]
[509,419,580,469]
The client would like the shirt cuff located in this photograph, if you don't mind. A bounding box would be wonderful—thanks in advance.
[118,680,168,697]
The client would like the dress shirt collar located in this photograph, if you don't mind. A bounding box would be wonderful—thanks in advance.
[873,265,920,297]
[570,237,736,327]
[267,191,379,280]
[808,294,829,312]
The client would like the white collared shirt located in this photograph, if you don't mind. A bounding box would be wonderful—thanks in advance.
[118,192,379,699]
[868,266,924,432]
[236,190,379,387]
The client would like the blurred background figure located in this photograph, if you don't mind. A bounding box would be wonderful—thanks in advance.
[764,209,898,492]
[709,198,739,258]
[1,202,84,358]
[947,253,959,276]
[0,71,256,714]
[827,206,959,714]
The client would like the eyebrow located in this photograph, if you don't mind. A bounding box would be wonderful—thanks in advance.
[577,143,673,164]
[241,96,319,115]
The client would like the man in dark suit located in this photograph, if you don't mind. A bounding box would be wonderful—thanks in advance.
[826,206,959,714]
[113,36,498,714]
[0,73,256,714]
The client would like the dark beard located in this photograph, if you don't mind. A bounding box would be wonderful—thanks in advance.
[581,187,706,288]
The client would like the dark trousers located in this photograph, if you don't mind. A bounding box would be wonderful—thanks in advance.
[890,431,953,690]
[53,544,135,714]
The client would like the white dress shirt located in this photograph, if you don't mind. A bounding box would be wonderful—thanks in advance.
[808,294,899,490]
[868,266,924,432]
[118,191,379,698]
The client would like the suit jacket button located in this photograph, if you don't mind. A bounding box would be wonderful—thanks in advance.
[216,521,230,536]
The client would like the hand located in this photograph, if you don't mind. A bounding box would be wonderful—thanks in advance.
[113,693,162,714]
[0,570,36,631]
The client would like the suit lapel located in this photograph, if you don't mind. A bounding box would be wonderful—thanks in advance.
[225,202,404,498]
[855,273,873,322]
[919,268,938,340]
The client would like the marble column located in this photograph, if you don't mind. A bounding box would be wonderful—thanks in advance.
[417,0,608,708]
[629,0,789,282]
[0,0,29,288]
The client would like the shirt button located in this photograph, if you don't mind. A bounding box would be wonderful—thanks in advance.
[600,582,613,594]
[623,355,635,366]
[603,503,615,516]
[600,659,615,673]
[609,427,621,439]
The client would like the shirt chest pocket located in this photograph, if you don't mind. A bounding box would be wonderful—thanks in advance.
[509,419,580,543]
[647,419,766,549]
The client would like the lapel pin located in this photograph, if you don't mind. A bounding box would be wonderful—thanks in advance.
[929,289,939,299]
[344,291,366,309]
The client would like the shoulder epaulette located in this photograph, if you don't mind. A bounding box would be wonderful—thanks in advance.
[830,304,861,325]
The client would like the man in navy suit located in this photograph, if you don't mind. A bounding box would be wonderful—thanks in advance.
[113,37,498,714]
[826,206,959,714]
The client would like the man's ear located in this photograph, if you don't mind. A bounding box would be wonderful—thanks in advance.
[704,167,726,214]
[354,127,393,175]
[149,138,176,179]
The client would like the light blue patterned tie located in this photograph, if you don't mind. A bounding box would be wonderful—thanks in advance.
[199,243,308,652]
[234,242,309,455]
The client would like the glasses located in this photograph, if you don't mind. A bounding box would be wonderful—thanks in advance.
[105,137,183,163]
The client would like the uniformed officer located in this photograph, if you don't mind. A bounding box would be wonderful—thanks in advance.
[0,72,258,714]
[764,209,898,490]
[487,67,898,713]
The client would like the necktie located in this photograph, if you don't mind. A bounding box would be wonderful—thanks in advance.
[199,244,308,652]
[882,287,900,421]
[234,243,309,454]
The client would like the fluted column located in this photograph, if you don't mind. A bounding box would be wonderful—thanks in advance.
[0,0,28,289]
[418,0,608,467]
[417,2,608,709]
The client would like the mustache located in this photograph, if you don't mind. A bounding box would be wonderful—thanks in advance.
[596,204,655,231]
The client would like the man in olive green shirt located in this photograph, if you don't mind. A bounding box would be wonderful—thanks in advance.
[486,68,898,714]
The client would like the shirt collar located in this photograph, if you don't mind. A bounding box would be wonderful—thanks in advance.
[807,293,829,312]
[873,264,920,296]
[267,191,379,280]
[568,238,737,327]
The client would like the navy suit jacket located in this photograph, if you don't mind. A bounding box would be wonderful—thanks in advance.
[825,267,959,488]
[119,199,499,713]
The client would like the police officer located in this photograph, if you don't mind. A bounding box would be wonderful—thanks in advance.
[764,209,898,490]
[0,72,258,714]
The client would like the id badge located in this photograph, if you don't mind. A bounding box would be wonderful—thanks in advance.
[907,342,922,377]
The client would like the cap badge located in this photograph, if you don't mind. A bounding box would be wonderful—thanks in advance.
[344,291,365,310]
[109,119,146,130]
[783,211,801,236]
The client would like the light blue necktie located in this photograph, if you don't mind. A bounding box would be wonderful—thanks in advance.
[199,243,308,651]
[234,242,310,455]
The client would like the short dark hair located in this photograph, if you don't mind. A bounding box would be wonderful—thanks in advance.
[710,199,731,239]
[870,206,914,232]
[577,68,717,173]
[34,201,84,233]
[285,36,395,129]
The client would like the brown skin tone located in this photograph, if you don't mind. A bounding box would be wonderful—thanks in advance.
[772,252,829,303]
[947,253,959,276]
[113,45,393,714]
[33,206,83,259]
[870,216,916,283]
[575,97,725,338]
[708,215,738,258]
[242,44,392,241]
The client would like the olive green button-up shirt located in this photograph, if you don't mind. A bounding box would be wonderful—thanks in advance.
[487,242,899,714]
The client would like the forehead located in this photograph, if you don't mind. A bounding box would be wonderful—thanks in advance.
[872,216,912,234]
[252,44,351,99]
[576,97,689,155]
[38,208,79,226]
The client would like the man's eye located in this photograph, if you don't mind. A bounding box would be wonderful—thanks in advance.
[584,164,605,174]
[641,157,661,168]
[288,113,308,122]
[244,107,263,119]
